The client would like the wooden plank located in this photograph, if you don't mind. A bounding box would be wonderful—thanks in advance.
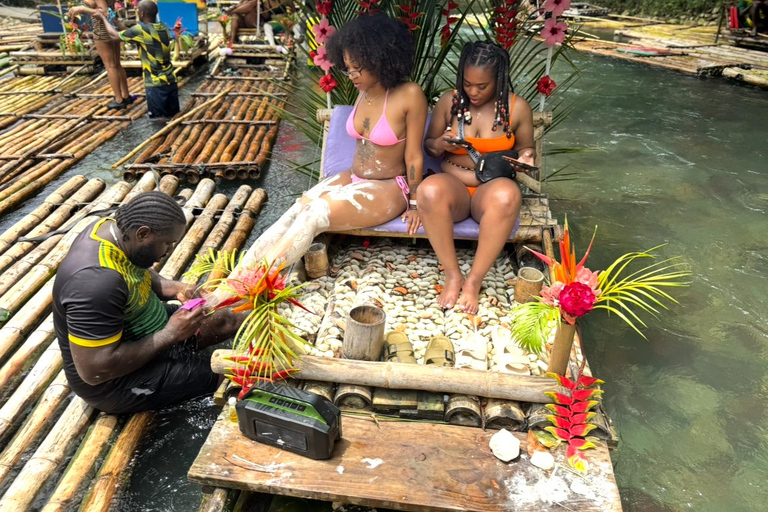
[189,413,622,512]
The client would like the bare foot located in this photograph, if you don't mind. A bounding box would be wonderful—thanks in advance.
[457,277,482,315]
[438,271,464,309]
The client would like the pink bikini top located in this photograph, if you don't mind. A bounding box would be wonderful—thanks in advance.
[345,90,405,146]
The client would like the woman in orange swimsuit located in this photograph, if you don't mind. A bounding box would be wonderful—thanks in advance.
[421,41,535,314]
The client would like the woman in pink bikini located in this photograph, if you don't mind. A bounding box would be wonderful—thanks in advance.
[222,13,427,276]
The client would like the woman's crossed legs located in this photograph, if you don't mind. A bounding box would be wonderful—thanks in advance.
[418,173,522,314]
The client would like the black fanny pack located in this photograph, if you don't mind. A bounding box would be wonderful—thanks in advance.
[459,117,517,184]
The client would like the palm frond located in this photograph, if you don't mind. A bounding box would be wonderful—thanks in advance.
[508,300,561,354]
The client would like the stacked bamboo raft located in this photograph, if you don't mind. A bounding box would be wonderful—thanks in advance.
[0,172,269,511]
[121,66,289,183]
[0,74,93,129]
[574,24,768,88]
[0,74,167,218]
[0,23,40,54]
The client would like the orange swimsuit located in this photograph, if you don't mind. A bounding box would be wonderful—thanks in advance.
[447,95,516,196]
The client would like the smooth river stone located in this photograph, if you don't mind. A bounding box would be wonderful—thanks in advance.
[489,428,520,462]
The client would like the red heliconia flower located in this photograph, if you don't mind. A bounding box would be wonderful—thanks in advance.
[315,0,332,16]
[319,73,338,92]
[537,75,557,97]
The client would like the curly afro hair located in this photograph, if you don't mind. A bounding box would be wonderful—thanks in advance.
[326,13,414,90]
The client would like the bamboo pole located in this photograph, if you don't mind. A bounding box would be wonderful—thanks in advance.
[0,178,106,275]
[0,347,61,442]
[195,185,252,260]
[0,314,54,393]
[160,194,229,280]
[112,87,234,169]
[0,181,132,306]
[205,189,266,283]
[0,175,87,258]
[38,414,118,512]
[0,398,95,512]
[0,372,71,483]
[211,351,559,404]
[76,412,153,512]
[0,279,54,361]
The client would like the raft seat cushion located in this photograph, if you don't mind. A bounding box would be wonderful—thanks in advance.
[323,105,518,240]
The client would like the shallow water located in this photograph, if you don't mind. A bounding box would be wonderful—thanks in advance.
[1,45,765,511]
[544,52,768,511]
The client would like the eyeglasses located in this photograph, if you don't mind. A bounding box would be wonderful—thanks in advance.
[341,67,364,79]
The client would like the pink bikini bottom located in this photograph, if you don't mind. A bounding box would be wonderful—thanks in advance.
[351,174,410,205]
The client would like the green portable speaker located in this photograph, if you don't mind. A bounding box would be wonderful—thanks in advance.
[236,382,342,460]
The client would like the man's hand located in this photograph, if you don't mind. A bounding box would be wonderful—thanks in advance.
[175,283,201,303]
[401,209,422,235]
[163,306,205,343]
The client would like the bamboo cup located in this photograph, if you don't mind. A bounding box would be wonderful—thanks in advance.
[343,305,386,361]
[513,267,545,303]
[304,242,329,279]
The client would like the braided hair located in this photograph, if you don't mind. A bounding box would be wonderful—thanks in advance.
[115,191,186,236]
[451,41,514,138]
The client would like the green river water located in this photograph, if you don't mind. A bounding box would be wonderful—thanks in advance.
[4,42,767,512]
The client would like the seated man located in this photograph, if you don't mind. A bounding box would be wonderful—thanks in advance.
[95,1,179,120]
[52,192,243,414]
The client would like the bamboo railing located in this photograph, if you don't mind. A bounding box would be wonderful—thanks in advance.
[0,175,268,511]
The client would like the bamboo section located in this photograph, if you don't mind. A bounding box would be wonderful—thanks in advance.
[0,279,54,361]
[0,372,71,482]
[0,398,95,512]
[39,414,119,512]
[75,412,154,512]
[160,194,229,280]
[0,175,87,258]
[0,181,133,313]
[211,351,560,404]
[0,178,106,275]
[0,345,61,443]
[0,314,55,393]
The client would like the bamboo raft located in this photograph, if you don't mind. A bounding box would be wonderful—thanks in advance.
[0,74,165,218]
[0,172,269,511]
[0,23,40,54]
[121,64,290,183]
[188,234,621,511]
[574,23,768,88]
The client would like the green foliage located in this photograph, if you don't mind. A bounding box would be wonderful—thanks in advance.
[594,0,719,18]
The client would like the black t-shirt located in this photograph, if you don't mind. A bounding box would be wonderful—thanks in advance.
[52,218,169,398]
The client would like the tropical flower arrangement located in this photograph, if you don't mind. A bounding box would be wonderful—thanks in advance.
[536,0,570,106]
[184,250,313,400]
[59,20,87,56]
[509,219,690,374]
[218,13,231,45]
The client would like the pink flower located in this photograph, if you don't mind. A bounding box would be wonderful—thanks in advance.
[559,282,596,320]
[543,0,571,17]
[575,267,600,295]
[312,17,336,45]
[540,282,564,307]
[312,45,332,72]
[541,18,568,46]
[114,2,124,10]
[319,73,337,92]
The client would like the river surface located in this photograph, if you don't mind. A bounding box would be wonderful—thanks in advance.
[3,41,766,512]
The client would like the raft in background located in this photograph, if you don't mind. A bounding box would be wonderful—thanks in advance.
[0,172,269,511]
[0,72,197,219]
[573,22,768,88]
[120,50,292,184]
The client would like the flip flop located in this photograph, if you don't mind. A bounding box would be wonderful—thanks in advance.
[384,331,417,364]
[424,335,455,367]
[455,332,489,371]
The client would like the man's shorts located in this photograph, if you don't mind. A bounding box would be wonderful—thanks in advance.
[146,82,180,119]
[84,339,219,414]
